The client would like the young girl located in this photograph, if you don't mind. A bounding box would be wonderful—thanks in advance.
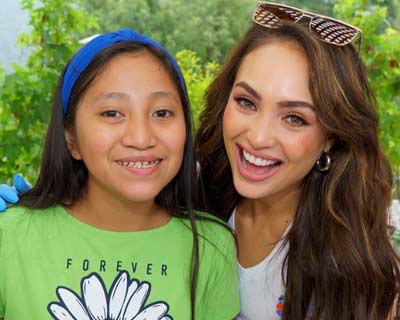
[0,29,239,319]
[195,2,399,319]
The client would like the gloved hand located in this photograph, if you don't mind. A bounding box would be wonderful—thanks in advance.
[0,174,31,212]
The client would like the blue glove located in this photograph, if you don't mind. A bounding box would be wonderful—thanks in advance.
[0,174,31,212]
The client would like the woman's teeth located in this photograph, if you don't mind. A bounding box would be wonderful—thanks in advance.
[117,160,160,169]
[242,149,279,167]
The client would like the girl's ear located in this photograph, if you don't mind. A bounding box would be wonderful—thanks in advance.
[64,128,82,160]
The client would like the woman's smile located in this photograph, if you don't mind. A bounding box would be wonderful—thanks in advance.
[236,144,283,182]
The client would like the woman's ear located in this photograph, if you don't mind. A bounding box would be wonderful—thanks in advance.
[324,138,335,153]
[64,128,82,160]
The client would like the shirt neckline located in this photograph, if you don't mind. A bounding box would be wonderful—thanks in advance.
[229,207,290,271]
[56,205,182,239]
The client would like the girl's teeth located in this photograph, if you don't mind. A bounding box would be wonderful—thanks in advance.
[118,160,160,169]
[242,149,278,167]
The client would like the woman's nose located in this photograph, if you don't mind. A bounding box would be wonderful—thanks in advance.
[246,115,278,149]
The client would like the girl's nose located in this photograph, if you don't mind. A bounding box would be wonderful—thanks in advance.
[121,115,157,150]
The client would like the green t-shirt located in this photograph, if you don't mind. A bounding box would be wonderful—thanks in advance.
[0,205,239,319]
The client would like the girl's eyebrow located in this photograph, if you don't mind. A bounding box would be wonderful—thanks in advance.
[93,91,180,104]
[94,92,129,102]
[150,91,181,104]
[278,100,315,111]
[234,81,262,100]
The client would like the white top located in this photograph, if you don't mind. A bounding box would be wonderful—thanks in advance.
[229,209,289,320]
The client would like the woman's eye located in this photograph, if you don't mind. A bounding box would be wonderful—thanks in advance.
[285,115,308,126]
[101,110,123,118]
[235,98,256,111]
[153,109,172,118]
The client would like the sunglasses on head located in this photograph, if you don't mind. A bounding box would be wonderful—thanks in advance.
[253,2,362,47]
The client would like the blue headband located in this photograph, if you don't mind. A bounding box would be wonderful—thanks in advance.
[61,28,187,117]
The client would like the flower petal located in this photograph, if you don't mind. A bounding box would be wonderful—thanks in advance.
[57,287,91,320]
[123,282,150,319]
[109,272,128,318]
[119,280,139,320]
[48,303,76,320]
[133,303,168,320]
[82,273,108,320]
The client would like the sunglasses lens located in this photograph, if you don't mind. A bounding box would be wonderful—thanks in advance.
[254,5,281,28]
[310,17,358,45]
[260,3,303,22]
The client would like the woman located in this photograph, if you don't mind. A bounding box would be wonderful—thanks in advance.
[195,2,399,319]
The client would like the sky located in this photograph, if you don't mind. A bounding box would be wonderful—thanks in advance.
[0,0,30,72]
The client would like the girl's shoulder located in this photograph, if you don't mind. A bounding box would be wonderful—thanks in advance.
[195,211,232,234]
[0,205,32,226]
[0,205,60,234]
[178,210,235,253]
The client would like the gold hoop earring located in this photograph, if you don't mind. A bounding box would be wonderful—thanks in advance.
[316,152,331,172]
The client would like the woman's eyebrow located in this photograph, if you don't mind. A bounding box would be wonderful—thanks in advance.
[278,100,315,111]
[234,81,262,100]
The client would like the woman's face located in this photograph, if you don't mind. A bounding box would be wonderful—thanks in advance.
[223,40,331,202]
[65,51,186,204]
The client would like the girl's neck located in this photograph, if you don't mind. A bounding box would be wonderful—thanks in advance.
[65,182,171,232]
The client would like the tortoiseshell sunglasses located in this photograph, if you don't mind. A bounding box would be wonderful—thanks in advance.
[253,2,362,47]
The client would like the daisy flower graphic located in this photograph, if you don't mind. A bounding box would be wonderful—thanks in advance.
[48,271,173,320]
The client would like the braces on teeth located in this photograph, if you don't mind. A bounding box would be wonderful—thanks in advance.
[117,160,160,169]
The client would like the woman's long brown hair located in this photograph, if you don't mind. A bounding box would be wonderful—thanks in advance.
[195,22,400,319]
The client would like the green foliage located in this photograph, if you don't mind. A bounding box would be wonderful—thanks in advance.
[0,0,98,184]
[393,229,400,252]
[82,0,254,63]
[334,0,400,197]
[0,0,399,198]
[175,50,219,127]
[284,0,336,16]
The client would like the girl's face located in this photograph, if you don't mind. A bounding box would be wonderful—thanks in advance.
[65,52,186,204]
[223,41,331,202]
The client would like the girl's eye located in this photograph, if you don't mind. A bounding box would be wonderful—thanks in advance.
[235,97,256,111]
[101,110,123,118]
[284,114,308,126]
[153,109,172,118]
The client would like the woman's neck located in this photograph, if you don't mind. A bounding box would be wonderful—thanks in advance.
[234,189,300,267]
[64,181,171,232]
[237,188,300,240]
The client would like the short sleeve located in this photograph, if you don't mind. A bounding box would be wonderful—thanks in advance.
[197,227,240,319]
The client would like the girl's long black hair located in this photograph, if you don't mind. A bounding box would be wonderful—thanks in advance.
[20,42,201,318]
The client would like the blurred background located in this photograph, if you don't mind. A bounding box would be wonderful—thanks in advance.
[0,0,399,245]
